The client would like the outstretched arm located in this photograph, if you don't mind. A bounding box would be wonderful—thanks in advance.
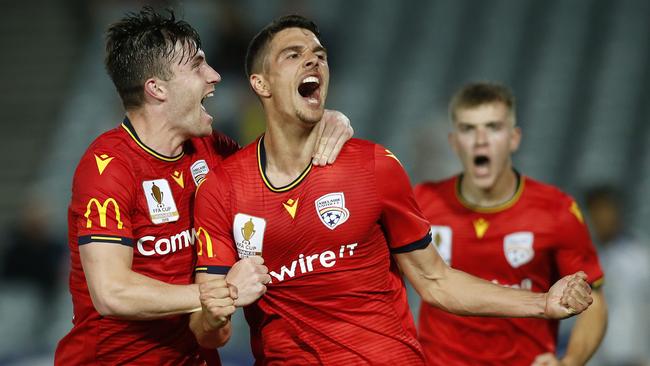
[395,244,593,319]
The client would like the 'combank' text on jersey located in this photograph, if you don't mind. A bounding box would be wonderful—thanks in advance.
[415,174,604,366]
[55,118,238,365]
[194,137,432,365]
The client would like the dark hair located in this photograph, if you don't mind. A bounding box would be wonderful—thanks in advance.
[585,185,621,209]
[245,14,320,78]
[105,6,202,109]
[449,82,516,123]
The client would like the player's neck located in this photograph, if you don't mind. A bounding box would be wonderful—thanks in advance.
[460,168,518,207]
[126,110,186,157]
[262,116,318,187]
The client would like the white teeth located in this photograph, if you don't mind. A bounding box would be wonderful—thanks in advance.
[302,76,319,84]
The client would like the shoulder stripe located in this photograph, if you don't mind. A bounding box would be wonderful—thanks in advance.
[79,235,133,246]
[390,232,432,254]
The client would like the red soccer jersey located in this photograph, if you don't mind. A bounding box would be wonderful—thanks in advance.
[55,118,237,365]
[194,137,431,365]
[415,174,604,366]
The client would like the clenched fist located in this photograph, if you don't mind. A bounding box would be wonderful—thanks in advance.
[544,271,593,319]
[226,256,271,306]
[199,278,237,330]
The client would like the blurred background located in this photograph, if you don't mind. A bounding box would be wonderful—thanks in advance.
[0,0,649,365]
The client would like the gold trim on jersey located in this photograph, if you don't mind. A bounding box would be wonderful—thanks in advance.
[455,172,525,214]
[592,277,605,289]
[121,118,184,162]
[257,136,312,193]
[90,235,123,241]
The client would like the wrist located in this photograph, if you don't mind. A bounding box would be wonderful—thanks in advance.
[202,314,229,332]
[537,292,550,319]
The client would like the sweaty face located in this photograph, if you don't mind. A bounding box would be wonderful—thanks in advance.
[449,102,521,191]
[263,27,329,124]
[164,46,221,137]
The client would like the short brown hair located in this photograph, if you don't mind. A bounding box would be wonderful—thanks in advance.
[105,7,202,109]
[449,82,515,123]
[245,15,320,78]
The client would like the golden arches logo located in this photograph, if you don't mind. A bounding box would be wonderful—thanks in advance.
[84,198,123,229]
[196,227,214,258]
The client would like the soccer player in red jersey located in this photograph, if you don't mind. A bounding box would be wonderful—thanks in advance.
[55,7,352,366]
[192,16,595,365]
[415,82,607,366]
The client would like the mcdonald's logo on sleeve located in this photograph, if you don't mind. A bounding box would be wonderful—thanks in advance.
[84,198,124,229]
[195,227,214,258]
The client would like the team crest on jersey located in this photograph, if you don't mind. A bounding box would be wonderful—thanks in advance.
[233,213,266,258]
[430,225,452,265]
[315,192,350,230]
[142,179,180,224]
[190,160,209,186]
[503,232,535,268]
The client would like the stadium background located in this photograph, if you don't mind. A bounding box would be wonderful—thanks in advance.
[0,0,648,364]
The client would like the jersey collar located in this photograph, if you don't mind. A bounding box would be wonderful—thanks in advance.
[455,170,525,213]
[121,117,184,162]
[257,135,312,192]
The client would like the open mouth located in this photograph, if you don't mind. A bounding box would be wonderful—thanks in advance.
[298,76,321,105]
[201,91,214,111]
[474,155,490,167]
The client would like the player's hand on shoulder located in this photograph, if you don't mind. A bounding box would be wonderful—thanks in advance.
[199,279,237,330]
[531,352,564,366]
[226,255,271,306]
[312,109,353,166]
[544,271,593,319]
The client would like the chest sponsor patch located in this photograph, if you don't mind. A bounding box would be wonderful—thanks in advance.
[142,179,180,224]
[233,213,266,258]
[315,192,350,230]
[503,231,535,268]
[430,225,452,265]
[191,159,209,186]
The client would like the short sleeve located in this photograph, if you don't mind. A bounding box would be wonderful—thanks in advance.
[72,152,135,246]
[194,167,238,275]
[374,145,431,253]
[554,196,604,287]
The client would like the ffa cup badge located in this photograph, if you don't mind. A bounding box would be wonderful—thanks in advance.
[503,232,535,268]
[315,192,350,230]
[142,179,179,224]
[233,213,266,258]
[430,225,452,265]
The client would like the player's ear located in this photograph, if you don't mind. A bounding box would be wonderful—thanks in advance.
[250,74,271,98]
[144,78,167,102]
[510,126,522,153]
[448,131,459,154]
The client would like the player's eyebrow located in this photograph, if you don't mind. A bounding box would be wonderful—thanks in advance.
[191,53,205,67]
[278,44,327,56]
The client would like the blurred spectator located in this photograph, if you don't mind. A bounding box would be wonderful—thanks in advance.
[585,185,650,366]
[1,195,65,303]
